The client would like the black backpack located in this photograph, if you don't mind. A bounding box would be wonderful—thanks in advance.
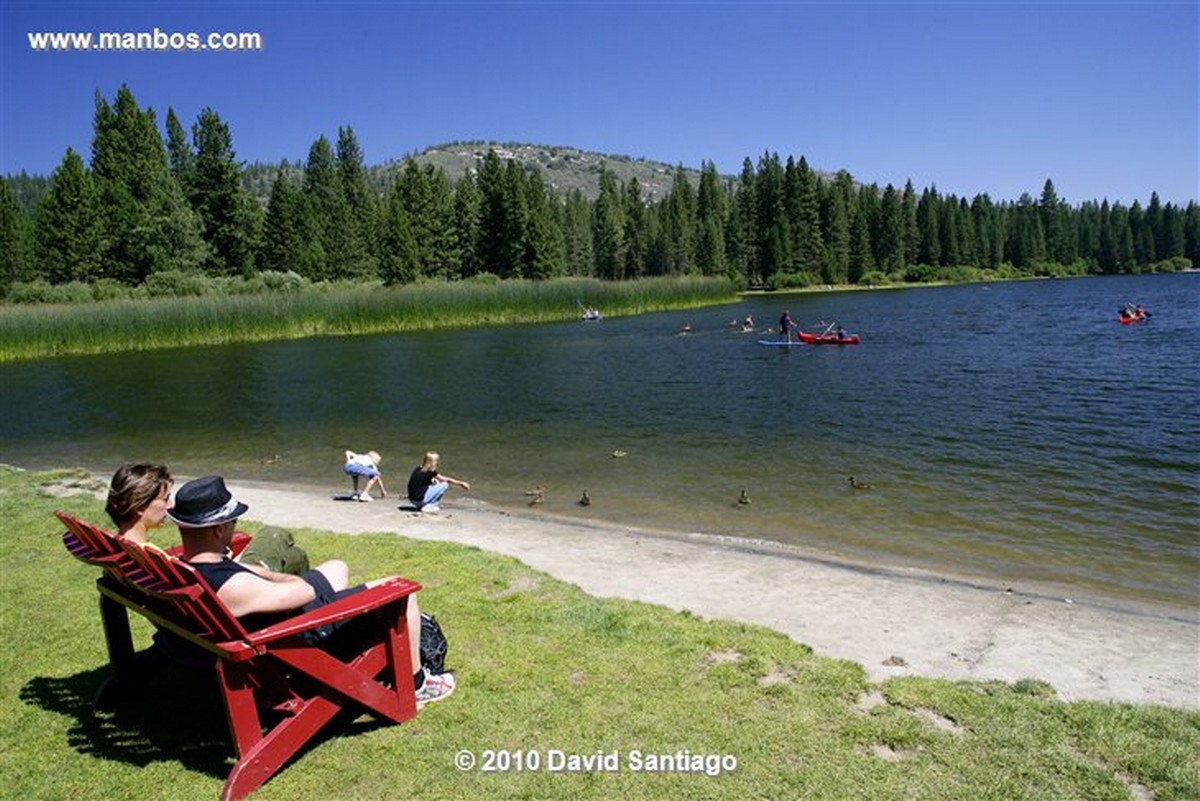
[420,613,449,674]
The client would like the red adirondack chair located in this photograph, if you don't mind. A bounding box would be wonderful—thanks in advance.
[57,510,251,705]
[59,511,422,801]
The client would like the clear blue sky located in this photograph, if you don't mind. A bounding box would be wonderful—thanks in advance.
[3,1,1196,205]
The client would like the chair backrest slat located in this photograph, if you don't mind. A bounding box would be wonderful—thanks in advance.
[115,537,250,644]
[57,510,123,559]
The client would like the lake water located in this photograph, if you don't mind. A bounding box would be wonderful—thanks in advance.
[2,274,1197,616]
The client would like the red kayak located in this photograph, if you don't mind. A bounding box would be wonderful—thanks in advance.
[798,330,861,345]
[1118,313,1146,324]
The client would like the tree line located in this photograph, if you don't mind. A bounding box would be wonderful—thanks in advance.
[1,85,1196,300]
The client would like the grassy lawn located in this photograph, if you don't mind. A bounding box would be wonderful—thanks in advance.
[2,466,1197,800]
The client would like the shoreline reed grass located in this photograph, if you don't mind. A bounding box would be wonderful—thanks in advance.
[0,276,737,362]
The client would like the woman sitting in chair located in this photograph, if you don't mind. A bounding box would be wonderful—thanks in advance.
[105,463,174,549]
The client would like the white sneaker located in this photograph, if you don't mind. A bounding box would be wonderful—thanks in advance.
[358,492,373,502]
[422,504,440,513]
[416,669,456,707]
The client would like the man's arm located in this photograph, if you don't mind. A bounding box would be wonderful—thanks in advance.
[216,570,317,618]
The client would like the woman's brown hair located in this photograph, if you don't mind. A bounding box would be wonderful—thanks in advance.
[105,463,172,526]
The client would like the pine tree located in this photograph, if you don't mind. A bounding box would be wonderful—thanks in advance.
[1039,179,1074,264]
[301,135,347,279]
[623,177,648,279]
[820,171,853,283]
[695,162,727,277]
[165,107,194,191]
[190,107,257,275]
[1128,201,1153,266]
[661,165,696,274]
[395,160,448,280]
[901,180,919,269]
[475,150,508,276]
[425,166,458,280]
[970,194,995,268]
[1182,202,1200,265]
[452,171,482,277]
[499,161,529,278]
[522,170,558,279]
[562,189,593,276]
[1145,192,1165,262]
[848,191,875,284]
[1162,201,1185,260]
[1110,203,1135,272]
[956,197,974,267]
[875,184,903,272]
[262,167,308,273]
[378,177,418,285]
[729,158,758,284]
[916,186,941,266]
[91,86,207,283]
[938,194,961,266]
[1076,201,1101,270]
[0,178,32,290]
[787,156,824,276]
[755,152,787,281]
[34,148,102,283]
[1007,193,1046,269]
[592,167,625,279]
[336,126,378,279]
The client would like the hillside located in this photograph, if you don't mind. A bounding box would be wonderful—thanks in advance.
[239,141,712,205]
[401,141,705,201]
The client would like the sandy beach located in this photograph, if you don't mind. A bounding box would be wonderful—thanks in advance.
[230,479,1197,710]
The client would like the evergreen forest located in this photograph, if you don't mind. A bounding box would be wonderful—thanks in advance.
[2,86,1196,303]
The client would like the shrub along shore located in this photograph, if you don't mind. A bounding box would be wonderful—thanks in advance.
[0,275,737,362]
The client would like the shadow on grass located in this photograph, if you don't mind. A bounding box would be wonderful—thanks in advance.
[20,663,233,779]
[20,661,401,786]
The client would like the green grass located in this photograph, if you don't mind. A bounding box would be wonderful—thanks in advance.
[0,276,737,362]
[3,465,1197,800]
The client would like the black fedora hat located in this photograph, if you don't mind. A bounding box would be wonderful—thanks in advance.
[168,475,248,528]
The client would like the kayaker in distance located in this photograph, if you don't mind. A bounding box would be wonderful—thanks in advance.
[1118,303,1149,323]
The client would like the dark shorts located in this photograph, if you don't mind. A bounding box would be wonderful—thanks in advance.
[299,571,368,647]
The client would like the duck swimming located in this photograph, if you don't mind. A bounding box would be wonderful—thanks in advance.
[848,476,872,490]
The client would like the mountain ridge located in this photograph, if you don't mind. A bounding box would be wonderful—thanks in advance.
[399,140,706,201]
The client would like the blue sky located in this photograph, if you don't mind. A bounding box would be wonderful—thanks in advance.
[3,1,1196,205]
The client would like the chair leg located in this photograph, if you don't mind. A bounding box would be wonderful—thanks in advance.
[220,694,344,801]
[99,592,136,676]
[93,592,141,710]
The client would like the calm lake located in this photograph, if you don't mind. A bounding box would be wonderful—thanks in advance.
[2,274,1197,615]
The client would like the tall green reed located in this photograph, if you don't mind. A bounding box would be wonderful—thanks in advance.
[0,277,736,362]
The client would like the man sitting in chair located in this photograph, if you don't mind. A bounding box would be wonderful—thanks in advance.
[170,475,455,707]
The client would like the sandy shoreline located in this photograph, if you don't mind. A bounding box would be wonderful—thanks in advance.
[220,479,1196,709]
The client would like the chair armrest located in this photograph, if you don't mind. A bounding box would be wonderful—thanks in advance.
[229,532,252,557]
[244,578,422,646]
